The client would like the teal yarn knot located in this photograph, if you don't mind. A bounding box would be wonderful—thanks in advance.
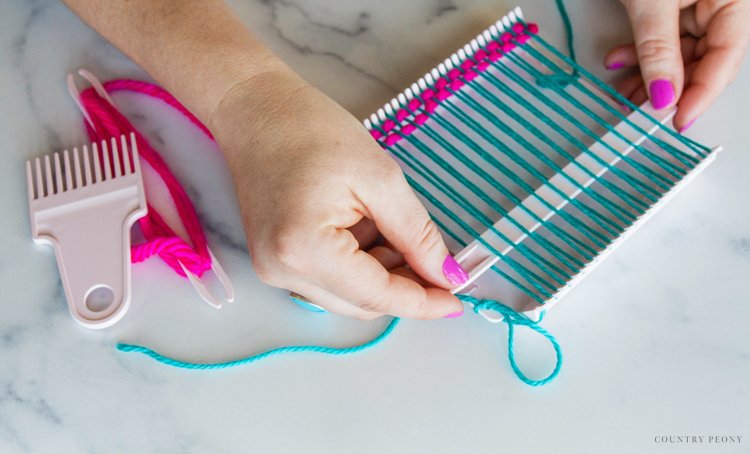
[458,294,563,387]
[535,0,579,89]
[535,71,579,89]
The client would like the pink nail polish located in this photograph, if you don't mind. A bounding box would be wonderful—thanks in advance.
[606,61,624,70]
[444,309,464,319]
[443,255,469,286]
[679,118,696,133]
[649,79,674,110]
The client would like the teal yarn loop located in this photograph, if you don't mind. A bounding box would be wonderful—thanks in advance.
[117,295,562,386]
[459,294,563,386]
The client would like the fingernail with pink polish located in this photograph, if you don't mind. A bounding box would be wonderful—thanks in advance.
[679,118,696,133]
[443,254,469,286]
[606,61,624,70]
[444,308,464,319]
[649,79,674,110]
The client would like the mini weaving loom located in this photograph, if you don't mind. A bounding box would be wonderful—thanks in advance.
[364,7,719,322]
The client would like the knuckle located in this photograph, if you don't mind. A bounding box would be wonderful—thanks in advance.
[637,37,678,65]
[357,293,388,314]
[412,217,443,253]
[380,158,406,183]
[413,299,433,320]
[268,226,309,272]
[353,311,383,321]
[252,259,283,286]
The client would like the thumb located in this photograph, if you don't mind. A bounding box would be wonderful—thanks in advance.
[623,0,684,109]
[360,162,469,290]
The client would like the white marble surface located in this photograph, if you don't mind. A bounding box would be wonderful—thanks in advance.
[1,1,749,453]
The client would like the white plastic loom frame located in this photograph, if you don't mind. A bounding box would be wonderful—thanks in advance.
[362,7,721,319]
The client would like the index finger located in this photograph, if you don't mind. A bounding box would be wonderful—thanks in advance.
[675,1,750,129]
[623,0,684,109]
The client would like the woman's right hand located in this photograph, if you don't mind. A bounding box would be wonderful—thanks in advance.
[606,0,750,131]
[209,69,467,320]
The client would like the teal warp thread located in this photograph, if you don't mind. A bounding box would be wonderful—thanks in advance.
[401,171,556,300]
[410,116,601,259]
[530,32,710,159]
[437,98,625,237]
[522,33,708,163]
[117,295,563,387]
[383,122,580,284]
[480,62,667,202]
[427,211,544,303]
[451,84,639,226]
[370,124,563,298]
[506,48,691,180]
[426,112,611,249]
[474,65,662,206]
[388,138,575,285]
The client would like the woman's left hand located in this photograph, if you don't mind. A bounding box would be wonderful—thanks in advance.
[605,0,750,131]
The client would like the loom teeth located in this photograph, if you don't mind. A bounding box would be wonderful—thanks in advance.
[63,149,73,190]
[72,147,80,189]
[26,133,142,201]
[82,144,92,186]
[363,7,525,131]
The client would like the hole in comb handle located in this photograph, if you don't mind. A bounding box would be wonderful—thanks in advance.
[85,285,115,313]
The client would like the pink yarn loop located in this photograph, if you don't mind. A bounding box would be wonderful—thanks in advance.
[78,79,217,278]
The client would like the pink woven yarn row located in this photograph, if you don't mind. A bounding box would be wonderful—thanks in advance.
[369,22,538,147]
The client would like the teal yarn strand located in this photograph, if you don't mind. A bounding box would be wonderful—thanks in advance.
[536,0,578,88]
[555,0,576,66]
[117,295,563,386]
[117,317,402,370]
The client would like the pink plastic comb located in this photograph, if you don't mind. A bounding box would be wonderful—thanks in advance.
[26,133,147,328]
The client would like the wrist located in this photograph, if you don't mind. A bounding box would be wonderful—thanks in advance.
[208,64,311,159]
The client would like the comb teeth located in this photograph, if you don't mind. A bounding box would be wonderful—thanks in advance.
[26,133,140,200]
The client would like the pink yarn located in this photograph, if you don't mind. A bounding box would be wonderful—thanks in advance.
[382,119,396,132]
[366,21,539,146]
[78,80,215,278]
[401,124,416,135]
[435,90,451,102]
